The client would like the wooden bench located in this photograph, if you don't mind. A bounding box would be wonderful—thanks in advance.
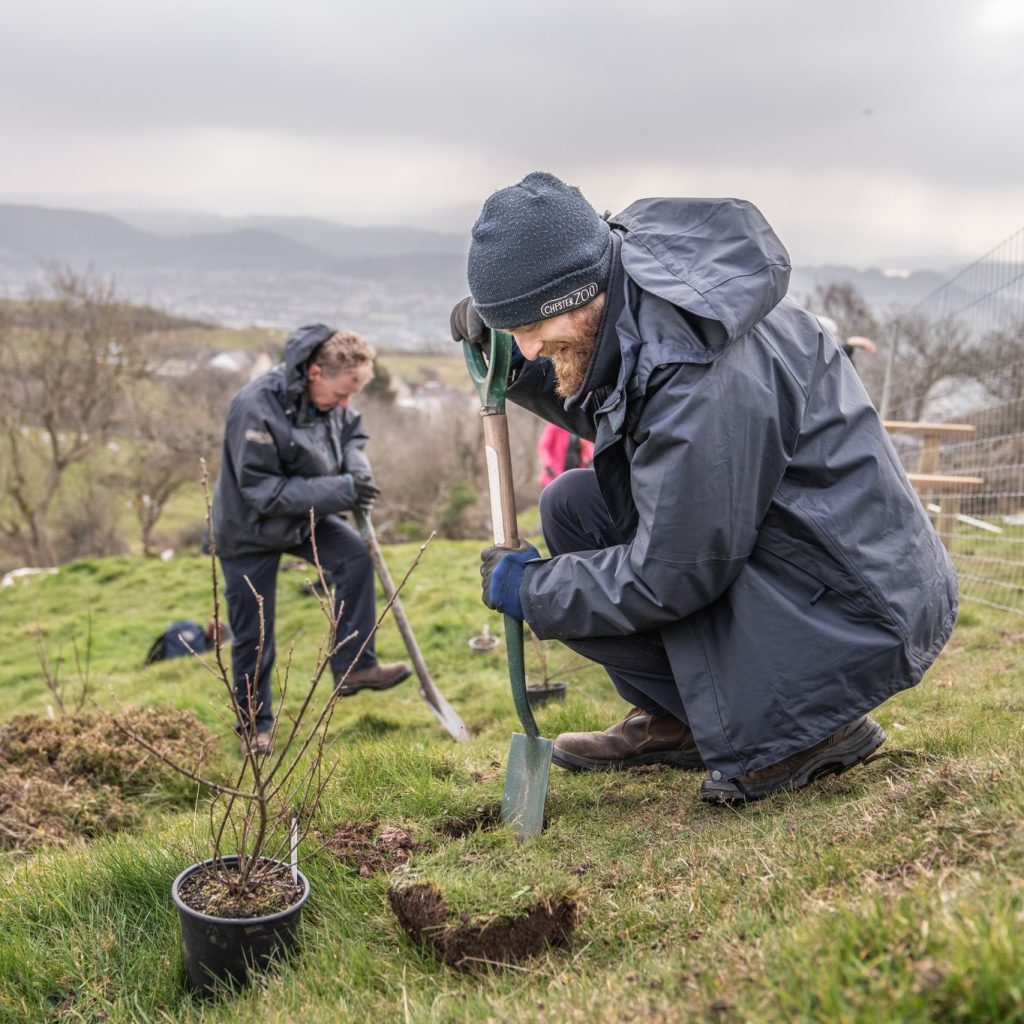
[883,421,984,551]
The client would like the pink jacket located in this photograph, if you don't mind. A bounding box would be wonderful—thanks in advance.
[537,424,594,486]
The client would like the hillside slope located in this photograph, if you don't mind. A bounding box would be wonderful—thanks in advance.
[0,547,1021,1023]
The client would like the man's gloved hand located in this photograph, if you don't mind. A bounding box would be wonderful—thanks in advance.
[480,542,540,620]
[450,296,490,357]
[353,472,381,511]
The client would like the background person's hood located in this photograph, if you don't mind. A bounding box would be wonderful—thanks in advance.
[283,322,336,413]
[611,198,791,347]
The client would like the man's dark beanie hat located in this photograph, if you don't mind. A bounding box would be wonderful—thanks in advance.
[468,171,612,329]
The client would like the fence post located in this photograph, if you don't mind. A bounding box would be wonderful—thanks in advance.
[879,320,901,419]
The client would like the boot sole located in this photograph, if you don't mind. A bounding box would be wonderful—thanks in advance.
[239,737,273,758]
[335,667,413,697]
[553,746,705,772]
[699,717,887,804]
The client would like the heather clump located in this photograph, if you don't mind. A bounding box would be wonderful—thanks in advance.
[0,707,213,851]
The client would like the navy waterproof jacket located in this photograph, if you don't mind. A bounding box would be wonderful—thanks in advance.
[212,324,371,560]
[509,197,959,779]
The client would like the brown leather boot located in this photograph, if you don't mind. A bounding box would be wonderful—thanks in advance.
[553,707,704,771]
[238,731,273,758]
[334,661,412,697]
[699,715,886,804]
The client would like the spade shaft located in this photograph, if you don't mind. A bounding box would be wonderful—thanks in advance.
[354,508,471,743]
[465,331,553,838]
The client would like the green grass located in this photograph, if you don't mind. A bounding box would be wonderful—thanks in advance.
[375,350,474,392]
[157,325,287,353]
[0,536,1022,1023]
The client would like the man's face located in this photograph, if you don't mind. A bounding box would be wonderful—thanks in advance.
[306,363,372,411]
[510,293,606,398]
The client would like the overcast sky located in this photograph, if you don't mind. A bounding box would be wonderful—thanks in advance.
[3,0,1023,267]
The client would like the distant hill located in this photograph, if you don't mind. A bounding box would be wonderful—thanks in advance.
[788,264,948,314]
[0,204,406,271]
[0,204,161,262]
[0,203,470,344]
[119,211,468,260]
[0,201,957,345]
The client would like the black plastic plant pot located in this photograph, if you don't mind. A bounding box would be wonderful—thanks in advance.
[525,681,568,708]
[171,856,310,997]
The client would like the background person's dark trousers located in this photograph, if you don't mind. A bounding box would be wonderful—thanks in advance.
[539,468,690,724]
[220,515,377,733]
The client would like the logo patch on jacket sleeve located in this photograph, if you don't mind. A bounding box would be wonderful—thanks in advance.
[245,429,274,445]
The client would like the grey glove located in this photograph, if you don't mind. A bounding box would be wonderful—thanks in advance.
[353,472,380,510]
[449,296,490,357]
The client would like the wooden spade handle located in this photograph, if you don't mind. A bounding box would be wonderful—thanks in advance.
[482,414,520,549]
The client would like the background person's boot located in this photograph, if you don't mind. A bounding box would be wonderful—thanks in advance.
[334,661,412,697]
[238,731,273,758]
[553,707,704,771]
[699,715,886,804]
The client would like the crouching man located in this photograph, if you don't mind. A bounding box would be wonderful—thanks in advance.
[452,172,958,803]
[213,325,410,755]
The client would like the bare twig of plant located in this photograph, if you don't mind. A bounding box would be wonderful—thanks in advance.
[525,626,589,688]
[112,461,432,897]
[35,613,96,716]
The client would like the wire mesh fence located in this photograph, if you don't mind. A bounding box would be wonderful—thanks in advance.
[877,228,1024,616]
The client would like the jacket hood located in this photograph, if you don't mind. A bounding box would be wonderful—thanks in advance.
[610,198,791,345]
[284,323,337,411]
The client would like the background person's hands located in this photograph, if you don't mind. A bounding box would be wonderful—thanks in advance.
[846,336,878,356]
[353,472,381,511]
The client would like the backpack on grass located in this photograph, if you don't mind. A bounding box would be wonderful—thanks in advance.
[144,620,213,665]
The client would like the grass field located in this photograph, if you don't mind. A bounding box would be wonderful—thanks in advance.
[1,531,1022,1023]
[377,349,474,392]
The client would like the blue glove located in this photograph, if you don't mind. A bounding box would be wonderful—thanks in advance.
[480,543,540,620]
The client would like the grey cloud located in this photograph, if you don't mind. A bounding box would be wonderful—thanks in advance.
[4,0,1021,190]
[3,0,1023,267]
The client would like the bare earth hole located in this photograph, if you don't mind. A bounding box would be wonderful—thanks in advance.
[320,822,421,877]
[436,806,502,839]
[388,881,579,970]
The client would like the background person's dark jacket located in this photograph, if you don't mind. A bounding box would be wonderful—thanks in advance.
[508,197,959,779]
[212,324,371,560]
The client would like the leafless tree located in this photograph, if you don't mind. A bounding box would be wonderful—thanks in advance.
[880,311,977,421]
[359,393,542,543]
[113,368,229,556]
[114,475,432,897]
[810,281,881,343]
[36,615,96,716]
[0,268,152,565]
[809,281,886,401]
[975,323,1024,406]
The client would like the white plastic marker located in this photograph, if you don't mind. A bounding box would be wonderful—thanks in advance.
[926,502,1003,534]
[290,816,298,885]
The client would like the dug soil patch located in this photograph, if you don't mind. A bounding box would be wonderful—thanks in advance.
[0,707,214,851]
[321,821,421,876]
[436,806,501,839]
[388,881,579,970]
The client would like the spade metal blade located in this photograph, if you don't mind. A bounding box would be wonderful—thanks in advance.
[501,732,554,838]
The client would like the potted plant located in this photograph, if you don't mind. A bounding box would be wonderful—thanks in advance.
[116,478,430,996]
[524,627,586,709]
